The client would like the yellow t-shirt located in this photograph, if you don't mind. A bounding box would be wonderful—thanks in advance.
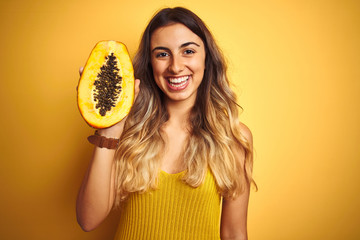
[114,169,221,240]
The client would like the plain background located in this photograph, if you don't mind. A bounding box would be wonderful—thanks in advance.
[0,0,359,239]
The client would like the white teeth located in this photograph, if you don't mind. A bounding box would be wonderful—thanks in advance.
[168,76,189,84]
[170,80,187,88]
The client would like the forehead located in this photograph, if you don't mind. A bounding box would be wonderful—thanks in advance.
[150,23,203,48]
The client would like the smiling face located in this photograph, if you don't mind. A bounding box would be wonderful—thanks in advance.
[150,23,206,105]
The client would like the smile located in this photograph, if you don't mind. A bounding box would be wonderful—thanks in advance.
[167,75,190,88]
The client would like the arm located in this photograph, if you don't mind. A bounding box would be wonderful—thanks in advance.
[220,123,253,240]
[76,123,124,232]
[76,70,140,231]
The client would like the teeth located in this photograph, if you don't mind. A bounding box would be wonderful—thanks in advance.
[168,76,189,84]
[170,80,187,88]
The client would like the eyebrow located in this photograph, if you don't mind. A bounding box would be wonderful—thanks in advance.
[151,41,201,52]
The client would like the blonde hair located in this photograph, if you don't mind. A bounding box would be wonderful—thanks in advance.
[114,7,256,208]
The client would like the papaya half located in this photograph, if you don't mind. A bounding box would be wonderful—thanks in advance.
[77,40,135,128]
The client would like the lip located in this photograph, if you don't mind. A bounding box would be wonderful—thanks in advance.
[166,75,190,91]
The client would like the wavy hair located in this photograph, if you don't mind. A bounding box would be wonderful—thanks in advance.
[114,7,256,207]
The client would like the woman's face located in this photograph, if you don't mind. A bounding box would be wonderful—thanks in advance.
[150,23,206,105]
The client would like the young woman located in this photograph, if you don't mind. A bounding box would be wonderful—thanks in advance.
[77,7,256,240]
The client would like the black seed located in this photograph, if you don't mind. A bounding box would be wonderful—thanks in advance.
[93,53,123,116]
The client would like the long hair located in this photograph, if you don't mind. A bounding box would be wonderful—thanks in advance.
[114,7,256,207]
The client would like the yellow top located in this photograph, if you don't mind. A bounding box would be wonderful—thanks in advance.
[114,169,221,240]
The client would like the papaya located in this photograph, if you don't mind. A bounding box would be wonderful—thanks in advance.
[77,40,135,128]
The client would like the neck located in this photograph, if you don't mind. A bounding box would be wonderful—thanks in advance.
[165,98,194,128]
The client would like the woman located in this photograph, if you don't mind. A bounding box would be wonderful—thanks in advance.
[77,7,256,240]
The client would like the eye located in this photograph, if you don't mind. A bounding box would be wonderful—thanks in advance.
[155,52,169,58]
[184,49,195,55]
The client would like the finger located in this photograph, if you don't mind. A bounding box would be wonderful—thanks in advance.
[76,67,85,91]
[134,79,140,100]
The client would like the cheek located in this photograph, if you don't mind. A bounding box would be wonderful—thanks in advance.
[190,57,206,72]
[151,61,165,77]
[193,58,206,83]
[150,63,163,88]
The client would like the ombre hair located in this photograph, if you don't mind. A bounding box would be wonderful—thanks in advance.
[114,7,256,207]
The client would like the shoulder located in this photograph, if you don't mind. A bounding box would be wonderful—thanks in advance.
[232,122,253,164]
[238,122,253,148]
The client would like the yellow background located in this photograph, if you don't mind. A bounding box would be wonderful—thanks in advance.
[1,0,359,239]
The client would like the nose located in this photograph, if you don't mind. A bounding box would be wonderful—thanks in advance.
[168,55,184,74]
